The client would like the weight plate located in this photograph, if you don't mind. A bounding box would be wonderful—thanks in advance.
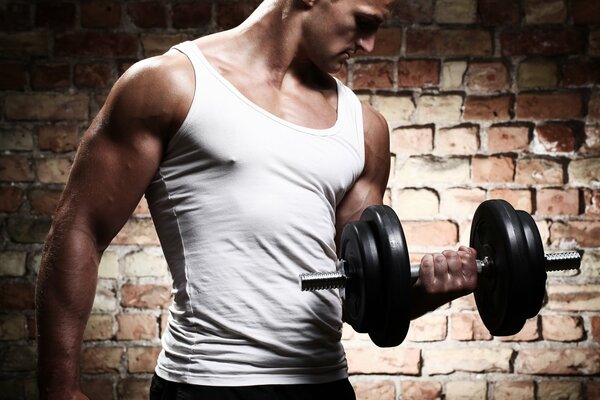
[360,205,411,347]
[470,199,529,336]
[516,210,547,319]
[340,220,381,333]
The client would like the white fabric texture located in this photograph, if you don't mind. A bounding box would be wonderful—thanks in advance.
[146,41,365,386]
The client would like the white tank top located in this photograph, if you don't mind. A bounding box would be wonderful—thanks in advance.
[146,41,365,386]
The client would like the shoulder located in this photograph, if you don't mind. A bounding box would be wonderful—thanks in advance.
[360,101,389,150]
[102,48,194,140]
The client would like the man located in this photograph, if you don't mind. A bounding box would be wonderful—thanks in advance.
[36,0,478,398]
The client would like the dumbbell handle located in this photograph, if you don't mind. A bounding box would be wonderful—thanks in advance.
[300,251,581,292]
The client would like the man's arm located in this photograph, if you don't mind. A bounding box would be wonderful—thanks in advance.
[35,52,193,399]
[335,103,478,320]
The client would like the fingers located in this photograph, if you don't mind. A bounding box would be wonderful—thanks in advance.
[418,247,478,294]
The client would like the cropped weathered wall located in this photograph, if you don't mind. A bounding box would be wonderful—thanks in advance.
[0,0,599,399]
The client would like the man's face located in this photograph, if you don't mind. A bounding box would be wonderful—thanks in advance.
[301,0,395,73]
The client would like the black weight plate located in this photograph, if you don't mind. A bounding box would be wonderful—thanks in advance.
[340,220,381,333]
[360,205,411,347]
[470,199,529,336]
[516,210,547,319]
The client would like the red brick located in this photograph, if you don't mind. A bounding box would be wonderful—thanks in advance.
[515,158,563,185]
[31,63,70,90]
[406,314,447,342]
[29,189,62,215]
[81,379,115,400]
[126,1,166,29]
[566,155,599,184]
[472,156,515,183]
[35,2,76,30]
[0,63,26,90]
[82,346,124,373]
[38,125,78,153]
[488,189,533,213]
[435,126,479,155]
[353,381,395,400]
[173,2,212,29]
[550,222,600,248]
[407,29,492,56]
[218,1,262,30]
[36,157,73,184]
[592,317,600,342]
[535,123,577,152]
[370,28,402,56]
[113,218,160,245]
[81,1,121,28]
[517,348,600,375]
[487,125,530,153]
[5,93,89,121]
[116,314,158,340]
[0,282,35,310]
[525,0,566,24]
[121,284,172,309]
[398,60,439,88]
[562,58,600,87]
[464,95,512,121]
[347,347,421,375]
[493,381,535,400]
[352,61,394,89]
[403,221,458,247]
[391,127,433,155]
[83,315,114,341]
[450,313,492,341]
[2,32,49,59]
[390,0,434,23]
[572,0,600,24]
[542,315,584,342]
[501,30,585,56]
[497,318,540,342]
[583,125,600,154]
[0,315,27,340]
[536,188,579,216]
[0,155,33,182]
[423,348,513,375]
[516,92,583,120]
[75,63,114,89]
[55,32,138,57]
[7,217,51,243]
[479,0,519,25]
[0,2,32,31]
[127,347,162,373]
[588,382,600,400]
[0,345,36,372]
[401,381,442,400]
[585,190,600,215]
[0,186,24,212]
[466,62,509,92]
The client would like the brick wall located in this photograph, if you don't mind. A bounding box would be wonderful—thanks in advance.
[0,0,599,399]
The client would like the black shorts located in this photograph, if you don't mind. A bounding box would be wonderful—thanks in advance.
[149,373,356,400]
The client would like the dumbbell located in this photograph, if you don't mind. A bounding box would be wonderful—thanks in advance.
[299,199,581,348]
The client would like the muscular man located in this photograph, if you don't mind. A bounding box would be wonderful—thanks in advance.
[36,0,478,398]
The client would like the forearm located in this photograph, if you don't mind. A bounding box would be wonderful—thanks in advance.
[36,226,101,397]
[409,284,470,320]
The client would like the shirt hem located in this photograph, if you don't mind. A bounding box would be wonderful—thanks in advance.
[154,365,349,387]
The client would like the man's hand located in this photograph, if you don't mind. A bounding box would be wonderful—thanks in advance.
[418,246,478,295]
[410,246,478,319]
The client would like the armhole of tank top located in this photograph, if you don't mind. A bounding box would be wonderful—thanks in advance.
[167,41,202,150]
[352,89,366,175]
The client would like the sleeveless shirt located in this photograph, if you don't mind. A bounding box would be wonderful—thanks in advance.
[146,41,365,386]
